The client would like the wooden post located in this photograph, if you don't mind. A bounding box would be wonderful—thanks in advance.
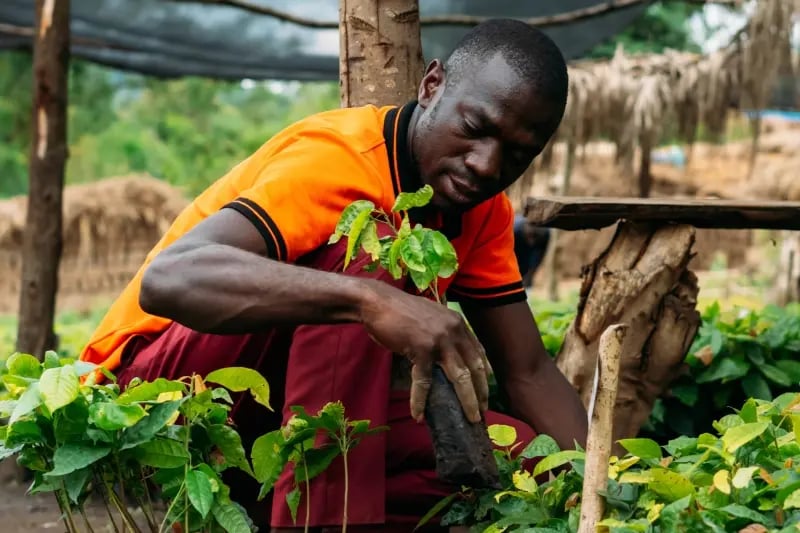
[338,0,424,107]
[15,0,70,358]
[578,324,627,533]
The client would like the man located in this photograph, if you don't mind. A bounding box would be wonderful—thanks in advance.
[80,19,587,532]
[513,214,551,288]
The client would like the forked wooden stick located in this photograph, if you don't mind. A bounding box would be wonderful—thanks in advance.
[578,323,628,533]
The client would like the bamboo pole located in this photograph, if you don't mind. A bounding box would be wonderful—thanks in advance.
[578,323,628,533]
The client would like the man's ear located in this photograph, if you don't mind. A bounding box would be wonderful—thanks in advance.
[417,59,445,108]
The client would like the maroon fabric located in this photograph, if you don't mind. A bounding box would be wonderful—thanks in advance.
[114,230,540,530]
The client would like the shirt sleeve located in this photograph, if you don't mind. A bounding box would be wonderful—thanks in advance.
[447,194,528,307]
[221,129,386,263]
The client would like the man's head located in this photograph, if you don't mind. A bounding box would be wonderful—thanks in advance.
[410,19,568,212]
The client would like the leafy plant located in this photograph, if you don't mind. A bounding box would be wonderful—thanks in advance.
[0,351,272,532]
[251,401,387,533]
[328,184,458,302]
[422,393,800,532]
[645,302,800,441]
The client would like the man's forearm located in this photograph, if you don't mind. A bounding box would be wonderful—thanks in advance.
[140,242,375,334]
[503,360,588,451]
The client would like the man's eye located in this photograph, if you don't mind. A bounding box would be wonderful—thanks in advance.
[462,120,480,136]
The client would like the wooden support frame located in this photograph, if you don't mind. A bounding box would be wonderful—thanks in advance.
[525,196,800,231]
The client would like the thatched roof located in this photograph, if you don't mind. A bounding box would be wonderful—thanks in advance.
[0,175,189,254]
[557,0,795,161]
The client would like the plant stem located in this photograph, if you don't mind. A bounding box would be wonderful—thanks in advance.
[79,504,96,533]
[139,467,159,532]
[301,443,311,533]
[184,375,195,533]
[341,444,349,533]
[107,482,142,533]
[55,489,79,533]
[96,472,121,533]
[159,485,186,533]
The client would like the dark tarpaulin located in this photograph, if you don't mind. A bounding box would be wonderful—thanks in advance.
[0,0,650,81]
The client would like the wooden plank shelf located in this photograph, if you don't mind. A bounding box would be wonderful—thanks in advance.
[524,196,800,231]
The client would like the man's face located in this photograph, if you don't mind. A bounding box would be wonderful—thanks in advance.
[412,53,563,212]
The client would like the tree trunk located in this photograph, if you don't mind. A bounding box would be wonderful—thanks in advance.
[638,140,652,198]
[556,222,701,454]
[339,0,424,107]
[15,0,70,358]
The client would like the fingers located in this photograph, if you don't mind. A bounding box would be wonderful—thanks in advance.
[410,359,433,423]
[438,344,482,424]
[458,332,490,413]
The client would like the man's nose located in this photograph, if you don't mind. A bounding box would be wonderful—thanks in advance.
[465,139,501,181]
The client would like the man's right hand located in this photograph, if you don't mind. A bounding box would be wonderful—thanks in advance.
[358,279,489,424]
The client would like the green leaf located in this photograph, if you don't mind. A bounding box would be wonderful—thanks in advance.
[286,486,301,524]
[387,237,404,278]
[359,219,381,262]
[9,382,42,423]
[409,267,436,293]
[426,231,458,278]
[252,430,288,488]
[738,398,758,423]
[211,501,252,533]
[670,382,699,406]
[488,424,517,447]
[784,488,800,509]
[5,353,42,379]
[39,365,80,413]
[88,402,147,431]
[776,359,800,384]
[43,351,61,369]
[208,424,254,476]
[186,469,214,518]
[400,233,426,273]
[696,357,750,384]
[47,443,111,477]
[718,503,767,523]
[205,367,271,411]
[618,438,663,460]
[329,200,375,245]
[621,468,694,502]
[731,466,759,489]
[520,434,560,459]
[133,438,190,468]
[760,364,793,387]
[721,421,769,453]
[742,372,772,401]
[301,445,341,481]
[5,420,43,448]
[415,493,457,530]
[710,329,724,355]
[53,399,91,444]
[532,450,584,477]
[344,207,374,268]
[120,399,183,450]
[392,185,434,212]
[116,378,185,404]
[64,467,91,504]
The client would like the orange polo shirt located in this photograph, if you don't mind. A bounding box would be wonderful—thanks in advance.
[80,102,527,374]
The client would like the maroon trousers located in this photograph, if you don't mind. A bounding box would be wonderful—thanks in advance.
[115,236,538,531]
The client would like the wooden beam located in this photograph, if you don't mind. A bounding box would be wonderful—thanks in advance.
[525,197,800,231]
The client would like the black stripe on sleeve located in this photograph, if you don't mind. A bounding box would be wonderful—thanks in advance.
[446,289,528,308]
[447,280,525,297]
[235,198,288,261]
[222,200,281,260]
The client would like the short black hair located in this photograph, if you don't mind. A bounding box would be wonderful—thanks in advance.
[444,19,568,110]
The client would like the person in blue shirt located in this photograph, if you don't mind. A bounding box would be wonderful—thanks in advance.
[513,213,551,289]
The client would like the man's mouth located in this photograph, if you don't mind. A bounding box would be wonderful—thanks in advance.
[444,174,480,205]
